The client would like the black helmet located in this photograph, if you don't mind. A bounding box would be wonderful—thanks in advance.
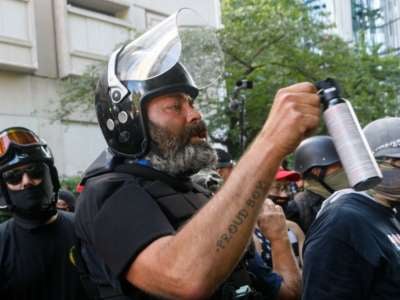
[363,117,400,159]
[96,46,199,158]
[294,135,340,174]
[0,127,60,206]
[96,8,225,158]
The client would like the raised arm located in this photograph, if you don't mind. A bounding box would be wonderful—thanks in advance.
[258,199,301,300]
[125,83,320,299]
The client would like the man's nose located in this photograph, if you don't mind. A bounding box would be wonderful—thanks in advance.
[186,105,202,123]
[21,173,35,189]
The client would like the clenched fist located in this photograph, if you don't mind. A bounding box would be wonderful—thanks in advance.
[262,82,320,156]
[257,199,288,243]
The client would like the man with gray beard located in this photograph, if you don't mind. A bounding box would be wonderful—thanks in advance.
[74,43,320,299]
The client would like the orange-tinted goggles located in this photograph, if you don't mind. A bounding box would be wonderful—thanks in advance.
[0,127,43,157]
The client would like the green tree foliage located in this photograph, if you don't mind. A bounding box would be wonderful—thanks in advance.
[60,175,81,196]
[54,63,105,121]
[55,1,400,159]
[218,0,400,157]
[54,34,136,121]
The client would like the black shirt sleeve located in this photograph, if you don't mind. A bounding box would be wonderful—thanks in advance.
[92,181,175,277]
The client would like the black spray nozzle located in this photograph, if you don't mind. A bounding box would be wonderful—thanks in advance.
[315,78,343,108]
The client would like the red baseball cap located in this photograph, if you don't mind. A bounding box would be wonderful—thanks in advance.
[275,167,300,181]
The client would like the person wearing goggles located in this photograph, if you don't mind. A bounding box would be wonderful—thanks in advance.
[302,117,400,300]
[0,127,88,300]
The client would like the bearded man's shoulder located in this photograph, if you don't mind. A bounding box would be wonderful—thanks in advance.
[82,171,141,203]
[75,170,148,240]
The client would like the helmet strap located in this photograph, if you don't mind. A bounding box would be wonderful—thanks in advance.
[307,169,335,194]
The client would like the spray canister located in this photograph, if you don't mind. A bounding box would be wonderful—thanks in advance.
[316,78,382,191]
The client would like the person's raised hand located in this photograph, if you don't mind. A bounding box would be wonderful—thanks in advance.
[262,82,320,157]
[257,199,288,243]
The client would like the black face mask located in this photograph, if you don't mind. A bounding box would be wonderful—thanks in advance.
[373,164,400,202]
[7,165,56,225]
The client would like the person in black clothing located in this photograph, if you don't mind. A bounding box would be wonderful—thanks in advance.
[0,127,88,300]
[74,16,320,299]
[302,117,400,300]
[0,189,11,223]
[286,135,350,233]
[57,189,77,212]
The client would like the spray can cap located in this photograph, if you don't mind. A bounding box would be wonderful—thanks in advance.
[315,78,343,109]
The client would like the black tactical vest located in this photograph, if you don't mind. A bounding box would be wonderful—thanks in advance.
[77,158,264,299]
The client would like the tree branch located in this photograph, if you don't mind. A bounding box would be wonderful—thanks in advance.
[250,33,287,64]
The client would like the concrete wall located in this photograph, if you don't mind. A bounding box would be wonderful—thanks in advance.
[381,0,400,54]
[315,0,400,52]
[0,0,221,177]
[327,0,354,43]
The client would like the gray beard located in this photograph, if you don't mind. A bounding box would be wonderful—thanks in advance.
[145,121,217,176]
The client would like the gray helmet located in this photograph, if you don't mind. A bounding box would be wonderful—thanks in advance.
[363,117,400,159]
[294,135,340,174]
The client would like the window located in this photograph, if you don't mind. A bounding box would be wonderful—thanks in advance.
[67,0,130,17]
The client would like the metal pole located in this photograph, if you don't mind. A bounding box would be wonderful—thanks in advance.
[239,95,245,153]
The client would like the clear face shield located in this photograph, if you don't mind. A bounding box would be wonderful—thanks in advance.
[107,8,224,103]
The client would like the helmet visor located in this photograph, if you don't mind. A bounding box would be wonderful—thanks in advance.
[0,128,44,158]
[116,8,224,89]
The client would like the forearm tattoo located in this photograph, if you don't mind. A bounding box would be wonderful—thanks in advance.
[216,181,266,252]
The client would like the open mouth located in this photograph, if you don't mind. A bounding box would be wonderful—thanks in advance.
[190,131,207,144]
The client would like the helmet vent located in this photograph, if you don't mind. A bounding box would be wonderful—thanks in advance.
[110,88,123,103]
[106,119,115,131]
[118,111,128,124]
